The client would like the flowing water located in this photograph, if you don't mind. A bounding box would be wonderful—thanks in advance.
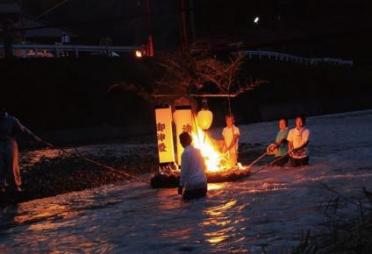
[1,110,372,253]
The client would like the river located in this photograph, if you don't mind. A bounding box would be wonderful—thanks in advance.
[1,110,372,253]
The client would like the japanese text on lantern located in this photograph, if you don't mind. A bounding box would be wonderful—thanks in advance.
[157,123,167,152]
[155,106,175,163]
[182,124,192,133]
[173,107,193,165]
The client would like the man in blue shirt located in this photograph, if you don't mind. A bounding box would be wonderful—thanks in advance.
[267,118,289,166]
[0,108,42,192]
[178,132,207,200]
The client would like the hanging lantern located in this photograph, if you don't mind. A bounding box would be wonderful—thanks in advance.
[197,109,213,130]
[197,99,213,130]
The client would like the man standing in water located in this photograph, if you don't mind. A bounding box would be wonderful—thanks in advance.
[267,118,289,166]
[222,115,240,168]
[0,108,42,192]
[287,115,311,167]
[178,132,208,200]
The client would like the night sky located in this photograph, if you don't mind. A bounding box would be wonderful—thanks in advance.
[5,0,370,59]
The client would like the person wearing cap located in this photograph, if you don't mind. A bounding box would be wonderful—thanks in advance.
[0,108,43,192]
[287,115,311,167]
[178,132,208,200]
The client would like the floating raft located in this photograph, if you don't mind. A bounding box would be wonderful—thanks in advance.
[150,168,251,188]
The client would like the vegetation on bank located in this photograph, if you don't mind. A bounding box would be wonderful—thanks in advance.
[294,187,372,254]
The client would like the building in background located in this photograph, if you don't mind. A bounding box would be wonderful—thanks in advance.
[0,2,74,58]
[0,2,21,57]
[2,0,371,60]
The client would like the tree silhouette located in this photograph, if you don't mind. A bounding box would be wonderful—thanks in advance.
[152,50,267,97]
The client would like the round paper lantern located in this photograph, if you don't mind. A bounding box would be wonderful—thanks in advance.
[197,109,213,130]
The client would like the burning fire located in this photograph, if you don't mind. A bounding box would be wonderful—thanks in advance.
[192,127,229,173]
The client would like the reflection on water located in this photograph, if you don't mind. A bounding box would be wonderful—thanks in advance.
[205,230,230,244]
[204,199,237,217]
[2,111,372,253]
[202,199,249,247]
[1,162,371,253]
[203,200,238,245]
[246,182,289,193]
[14,203,72,226]
[207,183,226,191]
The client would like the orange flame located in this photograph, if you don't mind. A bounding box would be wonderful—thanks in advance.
[192,126,229,173]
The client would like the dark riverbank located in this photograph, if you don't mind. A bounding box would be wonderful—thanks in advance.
[0,143,158,207]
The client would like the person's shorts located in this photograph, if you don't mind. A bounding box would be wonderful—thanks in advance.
[289,156,309,167]
[183,187,207,200]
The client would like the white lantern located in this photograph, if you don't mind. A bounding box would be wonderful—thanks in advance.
[173,105,193,165]
[197,109,213,130]
[155,105,176,164]
[197,99,213,130]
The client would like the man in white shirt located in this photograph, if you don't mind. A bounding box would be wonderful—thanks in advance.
[287,115,310,167]
[222,115,240,168]
[178,132,207,200]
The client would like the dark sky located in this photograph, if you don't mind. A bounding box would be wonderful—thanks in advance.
[5,0,372,58]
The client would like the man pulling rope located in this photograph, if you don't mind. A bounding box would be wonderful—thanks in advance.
[0,108,45,192]
[0,108,144,193]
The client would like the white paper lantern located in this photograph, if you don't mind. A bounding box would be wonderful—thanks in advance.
[155,105,175,164]
[197,109,213,130]
[173,106,193,165]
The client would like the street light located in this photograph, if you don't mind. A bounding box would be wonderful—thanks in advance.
[135,49,143,58]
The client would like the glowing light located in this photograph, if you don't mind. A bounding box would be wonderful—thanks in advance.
[253,16,260,24]
[155,106,175,163]
[197,109,213,130]
[135,50,143,58]
[173,107,193,165]
[191,122,229,173]
[207,183,226,191]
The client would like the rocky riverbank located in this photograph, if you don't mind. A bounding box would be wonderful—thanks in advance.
[0,143,158,207]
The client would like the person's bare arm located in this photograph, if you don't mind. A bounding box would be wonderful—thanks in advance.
[275,138,287,147]
[288,141,294,152]
[227,134,240,150]
[293,130,310,152]
[292,141,309,152]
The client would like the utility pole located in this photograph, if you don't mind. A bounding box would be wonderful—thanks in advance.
[16,0,25,43]
[144,0,154,56]
[179,0,189,50]
[188,0,196,42]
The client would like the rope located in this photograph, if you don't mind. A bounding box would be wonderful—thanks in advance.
[30,126,284,185]
[247,151,267,168]
[70,147,134,179]
[227,84,232,117]
[249,154,289,176]
[35,138,146,183]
